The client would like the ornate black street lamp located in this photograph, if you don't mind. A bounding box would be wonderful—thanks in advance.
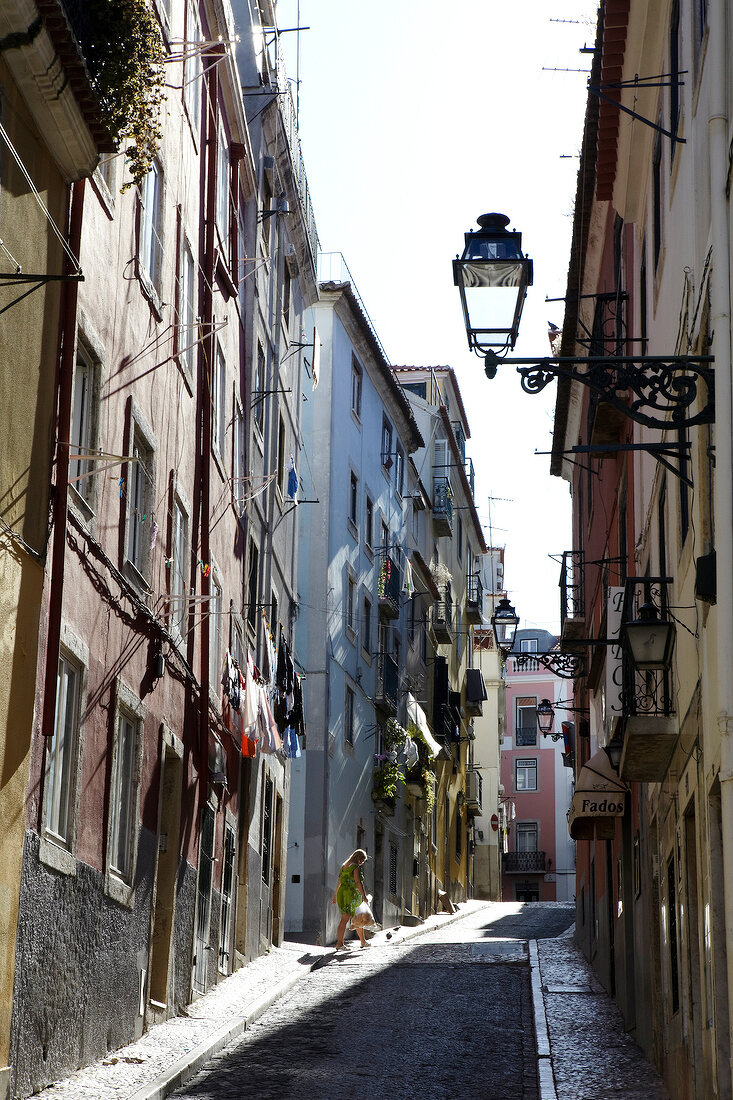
[621,601,676,671]
[490,597,519,653]
[453,213,533,363]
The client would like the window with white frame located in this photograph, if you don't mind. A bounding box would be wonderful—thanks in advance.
[515,758,537,792]
[171,495,188,638]
[349,472,358,529]
[381,417,393,468]
[184,0,202,135]
[347,574,356,635]
[109,706,139,881]
[362,594,372,655]
[213,342,227,459]
[365,495,374,550]
[139,160,162,291]
[69,347,97,507]
[351,354,362,419]
[126,428,154,580]
[516,821,539,852]
[516,697,537,746]
[519,637,538,653]
[44,651,81,847]
[277,416,286,495]
[179,237,196,379]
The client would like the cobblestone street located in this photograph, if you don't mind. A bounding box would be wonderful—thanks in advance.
[168,904,553,1100]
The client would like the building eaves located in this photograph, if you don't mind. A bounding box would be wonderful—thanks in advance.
[550,11,603,479]
[392,364,472,439]
[438,406,487,554]
[320,281,425,453]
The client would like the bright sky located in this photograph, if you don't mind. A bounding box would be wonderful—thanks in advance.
[277,0,599,633]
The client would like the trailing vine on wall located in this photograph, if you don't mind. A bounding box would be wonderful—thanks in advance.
[85,0,166,189]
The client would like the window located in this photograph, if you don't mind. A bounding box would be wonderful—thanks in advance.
[516,758,537,792]
[213,342,227,459]
[184,0,203,135]
[351,354,362,418]
[516,822,538,852]
[237,208,246,314]
[45,652,81,846]
[216,121,229,247]
[365,495,374,550]
[140,160,162,291]
[209,572,222,692]
[110,708,139,881]
[668,856,680,1013]
[408,595,416,643]
[179,238,196,379]
[277,416,286,495]
[456,608,463,662]
[69,347,96,506]
[381,417,393,468]
[362,595,372,655]
[345,685,355,746]
[389,842,398,898]
[516,697,537,746]
[171,495,188,637]
[254,343,265,435]
[233,399,245,515]
[262,776,273,884]
[247,539,259,629]
[127,428,154,580]
[519,638,538,653]
[347,574,356,635]
[394,445,404,494]
[349,472,358,528]
[218,824,236,972]
[457,516,463,562]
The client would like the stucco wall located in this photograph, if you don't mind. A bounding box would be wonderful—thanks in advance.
[10,829,156,1098]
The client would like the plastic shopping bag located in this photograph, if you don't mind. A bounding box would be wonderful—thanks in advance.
[350,894,379,930]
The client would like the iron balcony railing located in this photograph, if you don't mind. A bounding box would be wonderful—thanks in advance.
[510,655,542,673]
[376,653,399,713]
[432,476,453,534]
[433,589,453,641]
[377,552,401,619]
[466,574,484,622]
[504,851,546,873]
[515,725,538,747]
[560,550,585,630]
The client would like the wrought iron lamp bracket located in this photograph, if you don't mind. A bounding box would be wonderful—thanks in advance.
[512,651,586,680]
[510,355,714,431]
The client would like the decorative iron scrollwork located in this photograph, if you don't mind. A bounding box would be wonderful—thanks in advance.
[513,652,586,680]
[513,355,714,431]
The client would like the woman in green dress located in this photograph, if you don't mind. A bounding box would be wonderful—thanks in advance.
[332,849,369,949]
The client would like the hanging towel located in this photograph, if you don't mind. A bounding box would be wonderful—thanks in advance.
[242,658,259,733]
[403,733,419,771]
[402,555,415,597]
[287,455,298,503]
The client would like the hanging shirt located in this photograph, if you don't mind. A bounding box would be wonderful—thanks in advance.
[287,456,298,504]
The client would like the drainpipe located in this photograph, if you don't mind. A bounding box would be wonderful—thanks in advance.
[41,179,85,746]
[709,1,733,1087]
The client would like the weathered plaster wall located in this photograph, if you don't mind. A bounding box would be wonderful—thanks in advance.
[10,829,156,1098]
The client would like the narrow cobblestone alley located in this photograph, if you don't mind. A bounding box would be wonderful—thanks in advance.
[168,904,572,1100]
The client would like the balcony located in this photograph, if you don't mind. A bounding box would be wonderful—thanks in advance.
[560,550,585,644]
[509,655,542,674]
[515,725,538,747]
[432,476,453,537]
[377,553,401,620]
[465,574,484,624]
[433,593,453,643]
[375,653,399,716]
[465,769,482,815]
[1,0,116,179]
[619,716,677,782]
[464,668,487,718]
[504,851,546,874]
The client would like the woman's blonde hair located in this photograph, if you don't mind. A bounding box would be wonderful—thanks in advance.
[342,848,368,869]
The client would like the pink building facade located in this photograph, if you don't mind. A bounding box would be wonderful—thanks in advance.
[500,629,575,902]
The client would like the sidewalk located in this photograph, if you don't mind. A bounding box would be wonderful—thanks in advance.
[35,902,484,1100]
[530,925,671,1100]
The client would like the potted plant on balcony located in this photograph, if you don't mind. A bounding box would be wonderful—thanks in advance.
[372,719,407,812]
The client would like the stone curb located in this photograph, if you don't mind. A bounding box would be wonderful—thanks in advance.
[529,939,557,1100]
